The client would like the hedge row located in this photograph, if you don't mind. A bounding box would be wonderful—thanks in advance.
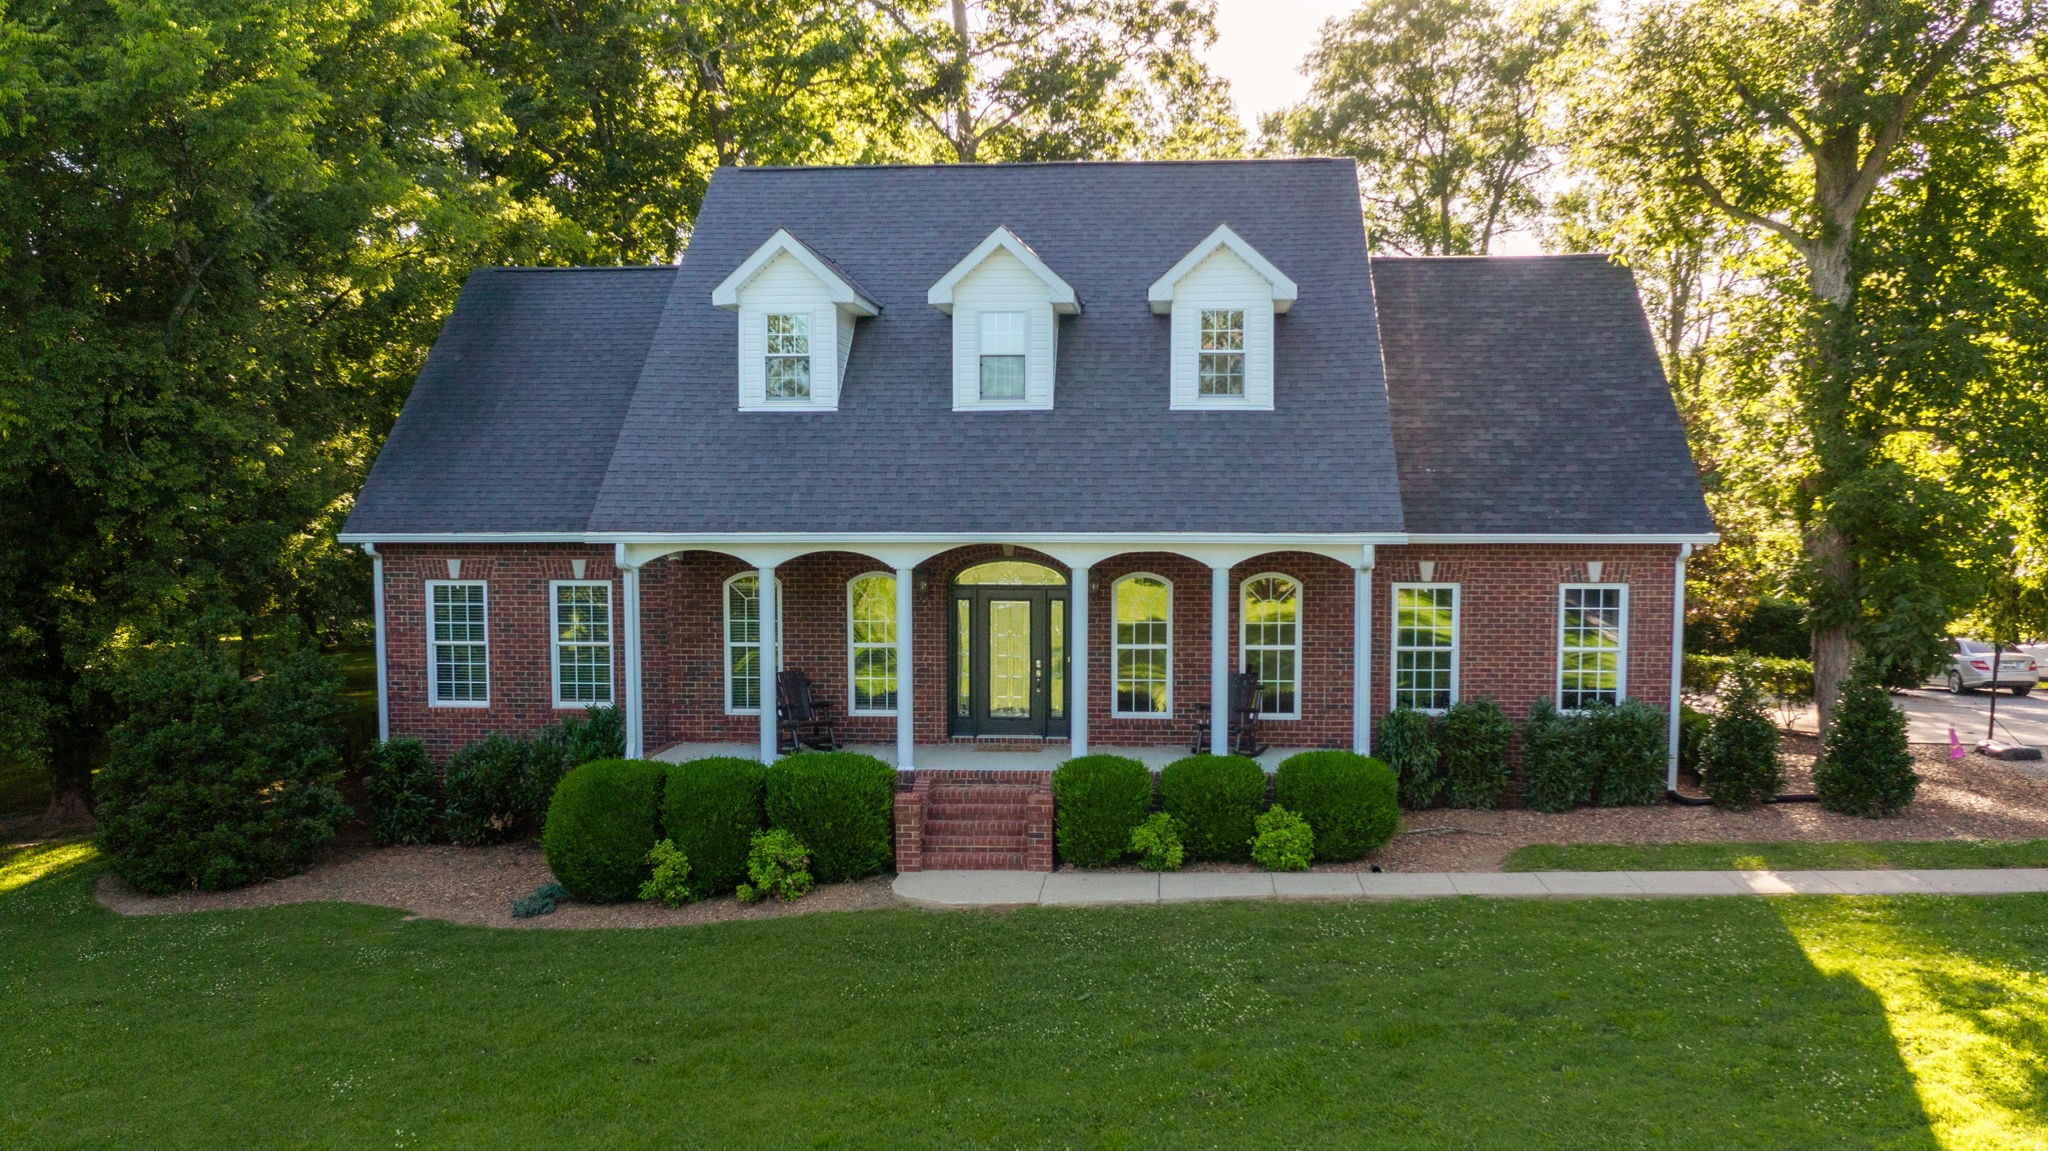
[1380,696,1670,813]
[363,706,627,848]
[1682,653,1815,702]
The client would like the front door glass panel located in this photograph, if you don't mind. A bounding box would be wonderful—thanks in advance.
[987,598,1033,719]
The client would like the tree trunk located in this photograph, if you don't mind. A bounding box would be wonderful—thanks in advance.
[43,715,96,830]
[1802,225,1858,732]
[950,0,976,161]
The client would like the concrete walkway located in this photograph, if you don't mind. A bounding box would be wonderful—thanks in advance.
[893,867,2048,906]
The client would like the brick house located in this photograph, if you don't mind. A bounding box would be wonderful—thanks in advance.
[340,160,1715,868]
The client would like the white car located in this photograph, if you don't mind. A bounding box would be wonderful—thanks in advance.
[1947,638,2038,696]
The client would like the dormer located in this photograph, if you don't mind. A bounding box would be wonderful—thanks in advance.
[1149,225,1297,411]
[927,227,1079,412]
[712,229,879,412]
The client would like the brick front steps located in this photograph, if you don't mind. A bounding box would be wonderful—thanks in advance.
[895,770,1054,873]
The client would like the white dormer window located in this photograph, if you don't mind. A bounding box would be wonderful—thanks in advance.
[712,229,878,412]
[1150,224,1297,411]
[928,227,1080,412]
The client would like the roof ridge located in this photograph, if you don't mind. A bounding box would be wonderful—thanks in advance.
[478,264,678,273]
[717,157,1353,174]
[1369,253,1610,262]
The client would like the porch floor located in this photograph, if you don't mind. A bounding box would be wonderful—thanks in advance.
[648,742,1321,770]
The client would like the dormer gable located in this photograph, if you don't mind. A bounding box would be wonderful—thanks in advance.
[712,229,879,412]
[928,227,1079,412]
[1149,225,1297,411]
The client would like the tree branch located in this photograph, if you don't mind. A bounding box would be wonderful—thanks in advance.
[1844,0,1994,217]
[1688,174,1811,256]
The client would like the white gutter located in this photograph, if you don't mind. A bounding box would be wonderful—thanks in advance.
[1667,543,1693,793]
[361,543,389,743]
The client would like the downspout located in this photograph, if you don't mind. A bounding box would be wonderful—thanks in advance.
[361,543,389,743]
[1665,543,1690,794]
[617,543,644,760]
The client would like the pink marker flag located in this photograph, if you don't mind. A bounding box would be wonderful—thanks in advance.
[1949,725,1967,760]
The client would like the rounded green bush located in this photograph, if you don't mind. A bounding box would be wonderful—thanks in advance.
[1274,750,1399,860]
[764,751,896,883]
[363,738,440,845]
[1440,698,1514,809]
[1814,664,1918,817]
[1051,755,1152,867]
[1159,755,1265,861]
[1376,707,1441,808]
[542,758,666,902]
[662,756,766,896]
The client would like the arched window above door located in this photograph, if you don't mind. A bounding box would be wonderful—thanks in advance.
[953,560,1066,586]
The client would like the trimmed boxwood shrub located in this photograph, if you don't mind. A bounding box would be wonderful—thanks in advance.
[1376,707,1441,808]
[1274,750,1399,859]
[444,732,540,846]
[1159,755,1265,861]
[542,758,666,902]
[1588,699,1669,806]
[1703,659,1784,810]
[1814,662,1918,817]
[1521,700,1592,814]
[362,738,440,844]
[1051,754,1152,867]
[662,756,766,896]
[1440,698,1513,809]
[765,751,896,883]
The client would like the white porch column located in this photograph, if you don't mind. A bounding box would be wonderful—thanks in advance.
[758,564,779,763]
[1353,559,1373,754]
[1070,565,1090,757]
[621,563,643,759]
[1209,564,1230,755]
[894,566,916,771]
[1667,544,1693,793]
[364,545,389,743]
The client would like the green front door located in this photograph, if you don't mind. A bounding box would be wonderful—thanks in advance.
[950,584,1068,738]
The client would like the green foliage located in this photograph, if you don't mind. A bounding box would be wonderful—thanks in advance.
[1814,663,1918,818]
[736,829,814,903]
[1684,653,1814,702]
[661,757,766,897]
[638,839,693,908]
[1520,699,1592,814]
[1273,751,1399,860]
[540,758,665,903]
[94,645,350,894]
[1586,700,1669,807]
[1051,754,1153,868]
[1249,805,1314,872]
[1159,755,1265,862]
[764,752,895,884]
[443,734,538,846]
[510,881,566,919]
[1129,812,1185,873]
[1439,698,1513,809]
[1702,658,1785,810]
[1375,707,1442,808]
[361,739,439,845]
[1678,704,1711,779]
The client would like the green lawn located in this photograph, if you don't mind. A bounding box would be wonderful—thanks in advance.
[1504,840,2048,873]
[5,842,2046,1149]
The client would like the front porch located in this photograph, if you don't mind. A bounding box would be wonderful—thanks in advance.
[649,741,1323,772]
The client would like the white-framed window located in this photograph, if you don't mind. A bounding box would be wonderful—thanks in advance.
[978,311,1027,400]
[764,312,811,400]
[426,580,489,707]
[550,580,613,708]
[1198,308,1246,396]
[1240,573,1301,719]
[1559,584,1628,710]
[1391,584,1458,713]
[724,572,785,714]
[1112,573,1172,717]
[848,572,897,715]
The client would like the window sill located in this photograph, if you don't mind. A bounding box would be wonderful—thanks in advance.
[1110,711,1174,721]
[554,701,614,710]
[952,401,1053,413]
[428,700,491,709]
[1171,397,1273,412]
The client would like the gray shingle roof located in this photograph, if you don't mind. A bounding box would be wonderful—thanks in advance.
[1370,255,1714,536]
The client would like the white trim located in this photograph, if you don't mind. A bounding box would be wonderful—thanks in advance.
[711,229,877,315]
[1070,564,1090,755]
[1109,572,1173,719]
[424,579,490,708]
[621,562,643,758]
[1148,224,1298,314]
[1389,583,1460,714]
[364,545,389,742]
[758,566,779,763]
[548,579,615,710]
[1557,583,1631,711]
[1209,565,1229,755]
[894,566,916,771]
[927,226,1080,314]
[1668,544,1692,792]
[1404,533,1721,545]
[722,572,783,715]
[1239,571,1302,720]
[1352,563,1371,753]
[339,531,1712,548]
[847,571,898,716]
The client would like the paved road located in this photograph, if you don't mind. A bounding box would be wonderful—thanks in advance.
[1785,685,2048,746]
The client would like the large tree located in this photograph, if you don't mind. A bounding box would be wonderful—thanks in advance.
[1267,0,1587,253]
[1590,0,2048,728]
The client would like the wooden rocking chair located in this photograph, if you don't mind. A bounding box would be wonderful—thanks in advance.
[1188,670,1269,757]
[776,669,841,754]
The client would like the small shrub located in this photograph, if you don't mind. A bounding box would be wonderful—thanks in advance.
[444,733,539,846]
[362,738,440,845]
[1052,754,1152,868]
[1376,707,1441,808]
[556,704,625,766]
[638,839,693,907]
[737,829,814,902]
[1678,704,1711,779]
[1250,805,1314,872]
[1519,700,1591,814]
[1439,698,1513,809]
[1273,751,1399,859]
[1703,658,1785,810]
[1814,662,1918,817]
[541,758,665,902]
[1159,755,1265,861]
[1129,812,1185,872]
[94,646,351,894]
[511,881,567,919]
[1587,699,1668,806]
[662,756,765,896]
[765,752,895,883]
